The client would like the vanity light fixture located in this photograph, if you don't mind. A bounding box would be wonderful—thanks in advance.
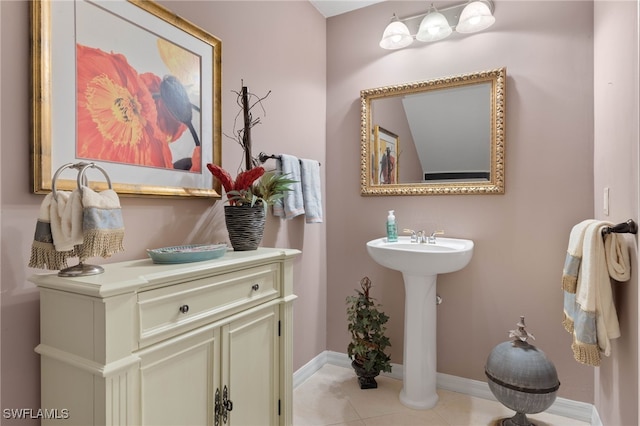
[456,0,496,33]
[379,13,414,49]
[380,0,495,50]
[416,6,452,42]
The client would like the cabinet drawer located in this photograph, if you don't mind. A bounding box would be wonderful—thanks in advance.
[137,264,279,346]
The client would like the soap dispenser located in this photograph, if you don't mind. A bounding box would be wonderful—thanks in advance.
[386,210,398,242]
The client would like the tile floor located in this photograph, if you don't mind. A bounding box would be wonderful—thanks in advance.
[293,364,590,426]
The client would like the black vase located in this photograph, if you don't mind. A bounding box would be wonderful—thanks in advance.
[224,205,266,251]
[351,361,380,389]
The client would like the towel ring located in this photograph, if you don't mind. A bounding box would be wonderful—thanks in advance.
[77,162,113,196]
[50,161,114,278]
[52,162,113,201]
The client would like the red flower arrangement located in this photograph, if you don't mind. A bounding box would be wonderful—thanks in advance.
[207,162,296,213]
[206,164,265,205]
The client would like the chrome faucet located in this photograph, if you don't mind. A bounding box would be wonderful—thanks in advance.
[403,229,418,243]
[427,230,444,244]
[404,229,444,243]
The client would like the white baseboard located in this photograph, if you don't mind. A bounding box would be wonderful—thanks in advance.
[293,351,329,388]
[294,350,598,424]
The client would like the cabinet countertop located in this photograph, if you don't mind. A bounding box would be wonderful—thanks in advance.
[30,247,301,297]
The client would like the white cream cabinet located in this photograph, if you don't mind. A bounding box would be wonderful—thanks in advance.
[30,248,300,426]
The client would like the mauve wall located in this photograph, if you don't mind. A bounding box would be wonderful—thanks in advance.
[0,1,326,422]
[325,1,598,403]
[1,0,638,420]
[593,2,639,425]
[159,0,328,374]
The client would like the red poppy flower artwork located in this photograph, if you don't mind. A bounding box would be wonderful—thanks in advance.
[76,43,201,171]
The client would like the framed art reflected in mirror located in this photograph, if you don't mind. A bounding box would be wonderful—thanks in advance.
[372,126,399,185]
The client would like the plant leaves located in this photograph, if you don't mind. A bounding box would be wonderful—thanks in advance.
[207,163,234,195]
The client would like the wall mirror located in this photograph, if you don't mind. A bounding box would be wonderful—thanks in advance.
[360,67,506,195]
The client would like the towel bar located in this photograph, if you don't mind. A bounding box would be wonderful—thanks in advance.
[258,152,321,166]
[601,219,638,236]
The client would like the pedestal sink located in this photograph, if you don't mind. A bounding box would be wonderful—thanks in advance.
[366,236,474,410]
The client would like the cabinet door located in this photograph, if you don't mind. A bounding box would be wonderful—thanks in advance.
[223,305,279,426]
[139,328,219,426]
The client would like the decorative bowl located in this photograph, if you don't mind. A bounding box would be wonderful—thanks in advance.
[147,243,228,264]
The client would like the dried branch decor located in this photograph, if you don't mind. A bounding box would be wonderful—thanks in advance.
[224,82,271,171]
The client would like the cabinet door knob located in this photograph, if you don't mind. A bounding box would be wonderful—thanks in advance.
[251,284,259,291]
[178,304,189,314]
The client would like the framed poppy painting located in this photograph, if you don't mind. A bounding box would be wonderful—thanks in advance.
[31,0,222,198]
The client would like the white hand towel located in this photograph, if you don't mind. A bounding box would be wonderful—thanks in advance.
[564,221,609,365]
[273,154,305,220]
[300,159,323,224]
[79,186,125,259]
[562,219,598,292]
[597,231,631,355]
[61,189,84,251]
[29,193,74,270]
[605,232,631,282]
[49,190,74,252]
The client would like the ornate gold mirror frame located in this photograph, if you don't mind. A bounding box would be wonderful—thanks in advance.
[360,67,506,196]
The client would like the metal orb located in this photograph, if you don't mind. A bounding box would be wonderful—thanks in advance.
[485,317,560,426]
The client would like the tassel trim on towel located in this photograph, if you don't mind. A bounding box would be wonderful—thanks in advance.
[28,241,75,270]
[572,340,601,366]
[562,275,577,293]
[80,229,125,259]
[563,312,601,366]
[562,313,574,333]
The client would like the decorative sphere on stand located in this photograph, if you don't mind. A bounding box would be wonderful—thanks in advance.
[485,317,560,426]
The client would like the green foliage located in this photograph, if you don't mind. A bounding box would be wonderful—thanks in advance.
[346,277,392,375]
[227,171,296,213]
[253,170,297,204]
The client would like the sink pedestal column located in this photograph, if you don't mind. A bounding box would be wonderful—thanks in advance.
[399,273,438,410]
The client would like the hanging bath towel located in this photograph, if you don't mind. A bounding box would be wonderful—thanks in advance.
[562,220,631,366]
[300,159,323,223]
[561,219,598,293]
[273,154,305,220]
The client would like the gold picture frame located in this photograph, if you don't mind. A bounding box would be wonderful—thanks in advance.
[31,0,222,198]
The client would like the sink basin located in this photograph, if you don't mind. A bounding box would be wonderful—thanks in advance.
[366,236,474,276]
[366,235,474,410]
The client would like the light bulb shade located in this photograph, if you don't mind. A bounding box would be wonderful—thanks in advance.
[456,1,496,34]
[379,20,413,49]
[416,11,452,42]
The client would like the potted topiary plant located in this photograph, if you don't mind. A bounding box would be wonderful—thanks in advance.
[346,276,392,389]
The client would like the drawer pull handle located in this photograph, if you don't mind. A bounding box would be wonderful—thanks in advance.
[251,284,260,291]
[178,304,189,314]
